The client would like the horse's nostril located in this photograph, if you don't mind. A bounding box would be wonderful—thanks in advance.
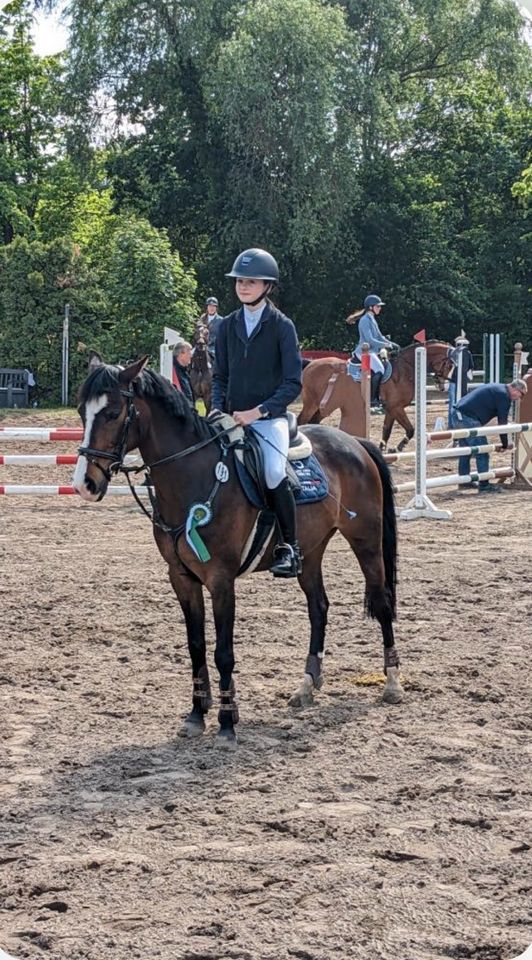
[86,476,97,495]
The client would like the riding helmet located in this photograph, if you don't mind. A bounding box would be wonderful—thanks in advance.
[205,296,218,306]
[226,248,279,282]
[364,294,385,308]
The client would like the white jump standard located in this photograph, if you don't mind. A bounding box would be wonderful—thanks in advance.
[399,347,529,521]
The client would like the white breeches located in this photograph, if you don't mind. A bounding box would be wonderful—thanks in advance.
[355,351,385,374]
[250,417,289,489]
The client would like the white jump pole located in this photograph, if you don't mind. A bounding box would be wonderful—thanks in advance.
[399,347,452,521]
[395,466,514,494]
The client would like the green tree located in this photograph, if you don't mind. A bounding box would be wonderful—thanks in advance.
[0,0,64,243]
[0,235,104,403]
[99,216,197,361]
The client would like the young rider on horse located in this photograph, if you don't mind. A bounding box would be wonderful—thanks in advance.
[350,294,399,409]
[211,248,303,578]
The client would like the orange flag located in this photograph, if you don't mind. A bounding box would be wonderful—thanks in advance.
[413,329,426,343]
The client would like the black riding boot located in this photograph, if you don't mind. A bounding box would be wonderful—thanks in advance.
[268,478,302,578]
[370,371,383,405]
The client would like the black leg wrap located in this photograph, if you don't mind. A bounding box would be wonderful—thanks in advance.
[384,646,400,672]
[193,665,213,711]
[305,653,324,690]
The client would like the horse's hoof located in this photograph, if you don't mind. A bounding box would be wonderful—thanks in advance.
[178,716,206,738]
[290,674,315,708]
[293,692,314,708]
[215,728,238,751]
[381,684,404,705]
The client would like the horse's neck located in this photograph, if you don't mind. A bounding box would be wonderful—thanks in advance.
[136,399,213,481]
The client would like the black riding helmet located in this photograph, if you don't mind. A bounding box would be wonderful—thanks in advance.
[226,248,279,282]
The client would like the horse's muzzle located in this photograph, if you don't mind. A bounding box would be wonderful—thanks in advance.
[73,456,109,502]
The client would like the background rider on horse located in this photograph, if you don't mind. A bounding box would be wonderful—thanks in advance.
[348,294,399,411]
[202,296,224,359]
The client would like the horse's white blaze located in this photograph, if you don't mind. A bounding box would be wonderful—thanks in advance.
[73,394,108,500]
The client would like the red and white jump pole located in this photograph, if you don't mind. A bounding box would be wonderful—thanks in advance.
[0,454,141,466]
[0,427,83,441]
[0,485,149,496]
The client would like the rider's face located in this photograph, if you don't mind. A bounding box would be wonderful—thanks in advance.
[373,305,382,315]
[235,278,269,306]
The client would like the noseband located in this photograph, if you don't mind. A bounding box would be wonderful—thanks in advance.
[78,388,138,482]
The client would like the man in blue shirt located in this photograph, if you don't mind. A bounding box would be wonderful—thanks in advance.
[451,379,528,493]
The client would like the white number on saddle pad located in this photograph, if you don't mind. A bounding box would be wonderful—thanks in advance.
[215,462,229,483]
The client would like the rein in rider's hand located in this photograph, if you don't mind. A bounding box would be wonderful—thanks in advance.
[233,407,262,427]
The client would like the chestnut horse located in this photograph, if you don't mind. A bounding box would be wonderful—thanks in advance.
[190,327,212,414]
[299,341,453,452]
[74,358,404,749]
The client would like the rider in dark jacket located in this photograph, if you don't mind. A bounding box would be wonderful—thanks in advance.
[212,248,303,577]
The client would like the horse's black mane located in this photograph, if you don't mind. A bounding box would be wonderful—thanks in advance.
[78,364,213,440]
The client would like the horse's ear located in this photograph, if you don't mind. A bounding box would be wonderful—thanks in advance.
[119,356,149,384]
[88,350,104,371]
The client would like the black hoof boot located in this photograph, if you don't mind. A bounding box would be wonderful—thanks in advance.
[270,543,303,579]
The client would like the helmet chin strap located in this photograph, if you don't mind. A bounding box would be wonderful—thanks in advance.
[240,281,273,307]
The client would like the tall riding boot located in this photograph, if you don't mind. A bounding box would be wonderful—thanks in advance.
[370,372,383,405]
[268,478,303,578]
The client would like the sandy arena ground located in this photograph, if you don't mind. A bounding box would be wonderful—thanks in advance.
[1,404,531,960]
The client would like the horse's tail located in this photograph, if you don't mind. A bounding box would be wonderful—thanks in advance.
[357,438,397,620]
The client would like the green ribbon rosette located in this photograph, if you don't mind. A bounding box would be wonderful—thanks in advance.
[185,502,212,562]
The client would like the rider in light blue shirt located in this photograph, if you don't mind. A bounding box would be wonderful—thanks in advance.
[350,294,399,407]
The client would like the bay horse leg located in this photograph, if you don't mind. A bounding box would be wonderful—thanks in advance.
[168,564,212,737]
[210,580,238,750]
[298,398,322,425]
[391,407,414,452]
[340,532,404,704]
[290,540,331,708]
[379,410,395,452]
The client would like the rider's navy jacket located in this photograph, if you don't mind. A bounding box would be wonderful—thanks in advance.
[212,302,302,418]
[207,313,224,353]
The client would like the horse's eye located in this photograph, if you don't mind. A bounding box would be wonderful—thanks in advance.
[104,409,120,422]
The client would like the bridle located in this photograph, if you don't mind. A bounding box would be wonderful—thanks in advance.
[78,388,138,484]
[432,350,454,388]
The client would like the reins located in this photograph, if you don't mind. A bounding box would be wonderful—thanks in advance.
[79,386,239,541]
